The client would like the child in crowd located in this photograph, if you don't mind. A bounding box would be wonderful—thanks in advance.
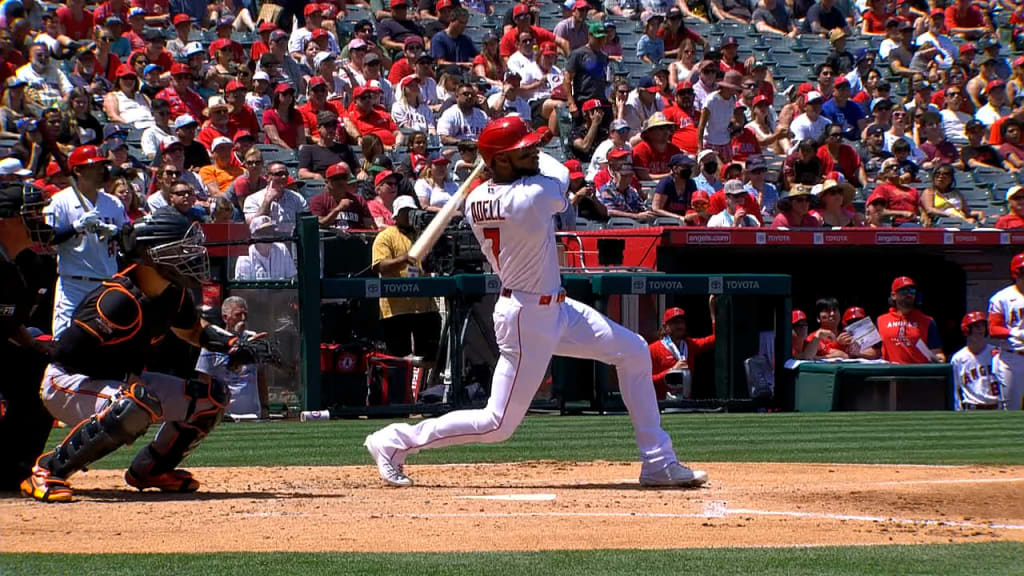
[684,189,711,225]
[637,13,665,65]
[453,139,479,182]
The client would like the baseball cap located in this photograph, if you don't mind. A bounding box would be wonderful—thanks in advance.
[987,79,1006,92]
[512,3,530,17]
[663,307,685,324]
[105,15,123,26]
[258,21,277,33]
[233,130,254,143]
[834,76,851,89]
[866,124,885,137]
[6,77,26,89]
[966,118,985,132]
[308,76,328,90]
[915,81,933,92]
[697,150,718,164]
[0,158,31,177]
[115,64,137,79]
[929,7,944,17]
[143,64,163,75]
[210,136,233,150]
[314,51,336,69]
[391,195,418,216]
[185,41,205,56]
[404,36,424,48]
[326,162,357,183]
[870,98,893,112]
[103,124,128,140]
[348,38,368,51]
[253,71,270,82]
[365,53,381,66]
[691,190,710,205]
[1007,185,1024,201]
[564,159,585,180]
[891,276,916,292]
[173,114,198,130]
[249,215,276,236]
[102,137,126,153]
[588,21,606,37]
[960,43,977,55]
[804,91,824,104]
[170,62,191,77]
[641,11,663,23]
[436,0,454,9]
[173,14,191,26]
[312,28,329,40]
[391,0,408,7]
[854,48,871,63]
[275,83,296,95]
[744,155,767,171]
[666,6,682,18]
[610,119,630,132]
[317,110,339,126]
[304,4,324,16]
[375,169,400,188]
[675,81,694,94]
[216,15,234,28]
[540,41,558,55]
[842,307,866,326]
[159,137,183,152]
[752,94,770,108]
[582,99,602,112]
[225,80,246,93]
[638,77,660,93]
[792,310,808,325]
[269,30,288,43]
[206,95,228,111]
[668,153,694,168]
[723,179,747,196]
[607,147,631,160]
[720,36,739,48]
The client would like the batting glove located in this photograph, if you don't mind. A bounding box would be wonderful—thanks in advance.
[72,210,102,234]
[96,222,121,240]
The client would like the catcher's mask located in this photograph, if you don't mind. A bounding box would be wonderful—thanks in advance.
[21,184,54,248]
[121,208,210,287]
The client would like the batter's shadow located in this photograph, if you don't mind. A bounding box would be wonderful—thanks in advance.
[412,481,672,491]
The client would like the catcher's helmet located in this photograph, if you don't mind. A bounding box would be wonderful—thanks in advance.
[0,182,53,247]
[961,311,986,336]
[1011,253,1024,280]
[477,116,543,165]
[121,207,208,285]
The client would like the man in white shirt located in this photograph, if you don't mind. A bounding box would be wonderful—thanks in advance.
[141,98,178,159]
[195,296,269,419]
[623,77,665,140]
[486,71,530,119]
[976,79,1011,127]
[915,10,957,69]
[939,85,971,145]
[707,179,760,227]
[437,83,490,144]
[506,29,537,78]
[242,161,310,235]
[16,43,73,111]
[288,4,340,58]
[520,41,566,136]
[788,91,832,151]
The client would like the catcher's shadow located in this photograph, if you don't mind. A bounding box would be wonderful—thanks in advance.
[78,488,294,502]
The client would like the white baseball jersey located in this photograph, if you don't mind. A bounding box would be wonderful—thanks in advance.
[45,187,127,278]
[950,345,1002,410]
[988,285,1024,352]
[465,152,569,294]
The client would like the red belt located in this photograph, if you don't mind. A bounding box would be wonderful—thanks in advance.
[500,288,566,306]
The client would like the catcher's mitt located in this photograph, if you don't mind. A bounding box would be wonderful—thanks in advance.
[228,333,284,370]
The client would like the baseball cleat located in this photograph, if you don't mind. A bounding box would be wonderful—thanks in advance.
[20,466,73,503]
[124,469,200,493]
[639,462,708,488]
[365,434,413,487]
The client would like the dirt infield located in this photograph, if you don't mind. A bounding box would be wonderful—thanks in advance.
[3,462,1023,553]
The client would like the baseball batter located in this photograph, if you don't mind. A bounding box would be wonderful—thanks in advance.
[987,253,1024,410]
[951,312,1003,410]
[21,208,268,502]
[365,116,707,488]
[44,145,128,338]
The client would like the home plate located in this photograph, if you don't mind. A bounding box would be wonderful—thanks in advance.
[456,494,557,502]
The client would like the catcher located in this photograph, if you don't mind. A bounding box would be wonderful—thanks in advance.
[22,207,273,503]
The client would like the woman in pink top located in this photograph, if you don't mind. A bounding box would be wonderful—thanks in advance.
[771,185,822,228]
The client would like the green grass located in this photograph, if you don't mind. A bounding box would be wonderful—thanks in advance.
[47,411,1024,469]
[3,542,1022,576]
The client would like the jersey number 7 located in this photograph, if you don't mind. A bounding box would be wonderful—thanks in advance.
[482,228,500,270]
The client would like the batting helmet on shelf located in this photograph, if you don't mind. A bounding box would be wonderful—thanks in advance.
[68,145,108,170]
[477,116,543,165]
[961,311,986,336]
[1011,253,1024,279]
[841,306,866,327]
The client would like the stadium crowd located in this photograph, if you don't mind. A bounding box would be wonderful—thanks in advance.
[0,0,1022,258]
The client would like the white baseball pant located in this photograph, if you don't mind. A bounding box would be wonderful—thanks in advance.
[369,291,678,474]
[51,278,103,339]
[994,351,1024,411]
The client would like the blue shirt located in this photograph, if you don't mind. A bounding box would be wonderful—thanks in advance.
[430,30,478,64]
[821,98,866,141]
[745,182,778,220]
[637,35,665,63]
[693,173,723,195]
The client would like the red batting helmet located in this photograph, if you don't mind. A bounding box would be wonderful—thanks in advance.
[68,145,108,170]
[1011,253,1024,279]
[891,276,916,293]
[477,116,543,165]
[663,307,685,324]
[842,306,866,327]
[961,311,986,336]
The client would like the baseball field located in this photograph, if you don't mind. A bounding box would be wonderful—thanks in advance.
[2,411,1023,575]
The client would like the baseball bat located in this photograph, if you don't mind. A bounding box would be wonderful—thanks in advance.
[407,158,486,265]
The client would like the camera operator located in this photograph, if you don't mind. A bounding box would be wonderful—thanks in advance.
[371,196,441,373]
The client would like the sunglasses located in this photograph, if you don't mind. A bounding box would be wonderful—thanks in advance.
[100,36,114,41]
[947,91,962,96]
[246,160,263,166]
[269,170,289,177]
[164,170,181,177]
[896,287,917,295]
[170,188,193,196]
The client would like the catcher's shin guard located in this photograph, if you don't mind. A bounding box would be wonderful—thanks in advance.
[129,378,228,479]
[41,383,162,479]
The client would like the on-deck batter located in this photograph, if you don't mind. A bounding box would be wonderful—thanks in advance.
[987,253,1024,410]
[365,116,707,488]
[950,312,1003,410]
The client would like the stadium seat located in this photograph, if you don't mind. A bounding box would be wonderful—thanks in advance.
[652,216,683,227]
[605,217,639,229]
